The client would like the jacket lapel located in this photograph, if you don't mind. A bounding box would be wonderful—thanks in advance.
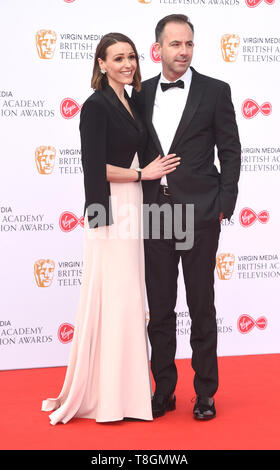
[101,84,140,131]
[169,68,204,153]
[144,74,165,156]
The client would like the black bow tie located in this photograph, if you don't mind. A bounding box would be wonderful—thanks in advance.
[160,80,184,92]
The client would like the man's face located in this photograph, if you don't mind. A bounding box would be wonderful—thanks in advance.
[155,22,194,81]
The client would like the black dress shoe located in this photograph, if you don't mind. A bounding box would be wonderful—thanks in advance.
[152,393,176,418]
[193,396,216,421]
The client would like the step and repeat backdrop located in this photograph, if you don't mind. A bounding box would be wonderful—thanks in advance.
[0,0,279,370]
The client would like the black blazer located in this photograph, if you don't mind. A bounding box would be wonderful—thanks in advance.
[79,84,146,228]
[132,67,241,228]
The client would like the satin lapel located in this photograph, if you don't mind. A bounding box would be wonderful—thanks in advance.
[101,84,139,131]
[145,74,164,156]
[169,68,204,153]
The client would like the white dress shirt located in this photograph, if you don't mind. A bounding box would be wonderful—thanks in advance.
[152,67,192,186]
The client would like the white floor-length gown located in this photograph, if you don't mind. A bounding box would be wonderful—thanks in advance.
[42,154,153,424]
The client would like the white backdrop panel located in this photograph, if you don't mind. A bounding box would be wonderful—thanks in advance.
[0,0,279,369]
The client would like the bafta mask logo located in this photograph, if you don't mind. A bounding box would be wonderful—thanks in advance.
[216,253,235,280]
[34,259,55,287]
[36,29,57,59]
[221,34,240,62]
[35,146,56,174]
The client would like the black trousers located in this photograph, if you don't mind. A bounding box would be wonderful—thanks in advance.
[144,191,221,398]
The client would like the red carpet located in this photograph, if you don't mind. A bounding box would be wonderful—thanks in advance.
[1,354,279,450]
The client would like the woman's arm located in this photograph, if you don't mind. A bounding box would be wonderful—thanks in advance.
[106,154,181,183]
[106,164,139,182]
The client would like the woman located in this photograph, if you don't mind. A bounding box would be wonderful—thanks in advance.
[41,33,180,424]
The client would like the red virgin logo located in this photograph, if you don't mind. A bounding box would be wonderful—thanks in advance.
[242,99,272,119]
[60,98,81,119]
[150,43,161,63]
[238,315,267,334]
[245,0,274,7]
[58,323,74,343]
[59,211,84,232]
[239,208,269,227]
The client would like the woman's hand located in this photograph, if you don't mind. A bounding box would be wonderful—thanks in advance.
[141,154,181,181]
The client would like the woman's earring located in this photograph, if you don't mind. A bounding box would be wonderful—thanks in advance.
[100,68,106,74]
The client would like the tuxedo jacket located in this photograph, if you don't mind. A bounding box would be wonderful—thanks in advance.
[132,67,241,228]
[79,84,146,227]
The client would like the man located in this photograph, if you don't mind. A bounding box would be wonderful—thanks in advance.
[132,14,241,420]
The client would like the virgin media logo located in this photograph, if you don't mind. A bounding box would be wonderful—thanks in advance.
[150,43,161,63]
[239,208,269,227]
[242,99,272,119]
[59,211,84,232]
[245,0,274,7]
[58,323,74,343]
[237,315,267,334]
[60,98,81,119]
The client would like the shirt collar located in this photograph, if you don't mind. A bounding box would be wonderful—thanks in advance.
[160,67,192,86]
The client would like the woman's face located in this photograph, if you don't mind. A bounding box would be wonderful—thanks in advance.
[98,42,137,91]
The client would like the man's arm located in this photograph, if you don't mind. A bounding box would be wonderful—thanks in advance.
[214,83,241,220]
